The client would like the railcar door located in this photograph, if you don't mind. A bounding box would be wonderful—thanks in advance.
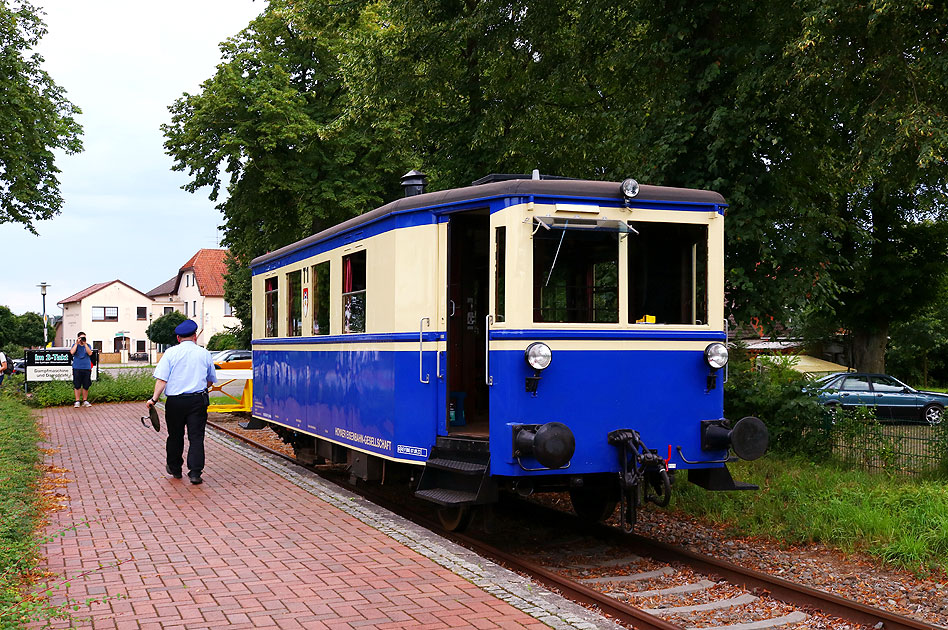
[444,211,490,436]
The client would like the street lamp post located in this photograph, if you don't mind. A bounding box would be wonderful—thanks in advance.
[37,283,50,347]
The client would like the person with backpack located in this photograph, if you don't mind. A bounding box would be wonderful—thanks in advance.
[0,350,7,387]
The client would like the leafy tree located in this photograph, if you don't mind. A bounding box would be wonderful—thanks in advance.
[0,306,16,347]
[0,306,53,351]
[167,0,948,377]
[145,311,187,347]
[162,3,408,335]
[784,0,948,372]
[15,311,53,348]
[0,0,83,233]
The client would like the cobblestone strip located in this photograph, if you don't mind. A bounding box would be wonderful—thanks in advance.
[207,429,623,630]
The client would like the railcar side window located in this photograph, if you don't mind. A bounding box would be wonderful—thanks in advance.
[342,250,366,333]
[264,277,279,337]
[312,261,330,335]
[287,270,302,336]
[628,222,707,325]
[495,227,506,323]
[533,228,618,323]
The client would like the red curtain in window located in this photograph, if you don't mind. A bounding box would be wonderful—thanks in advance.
[343,256,353,293]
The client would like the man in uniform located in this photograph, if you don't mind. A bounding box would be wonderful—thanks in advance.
[145,319,217,484]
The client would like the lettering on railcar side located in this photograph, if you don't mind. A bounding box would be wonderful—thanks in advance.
[334,427,393,452]
[396,445,428,458]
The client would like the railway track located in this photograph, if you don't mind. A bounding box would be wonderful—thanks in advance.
[207,417,945,630]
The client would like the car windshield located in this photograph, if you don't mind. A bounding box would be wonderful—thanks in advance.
[812,374,843,389]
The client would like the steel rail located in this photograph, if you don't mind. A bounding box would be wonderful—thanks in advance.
[209,420,942,630]
[619,531,939,630]
[207,420,685,629]
[509,500,943,630]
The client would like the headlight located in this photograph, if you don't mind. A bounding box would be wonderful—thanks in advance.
[705,343,729,370]
[620,178,639,199]
[525,342,553,371]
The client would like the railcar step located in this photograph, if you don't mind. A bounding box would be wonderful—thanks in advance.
[415,488,478,506]
[425,458,488,474]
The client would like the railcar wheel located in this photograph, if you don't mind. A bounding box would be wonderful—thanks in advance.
[923,404,943,426]
[437,506,473,532]
[569,487,618,523]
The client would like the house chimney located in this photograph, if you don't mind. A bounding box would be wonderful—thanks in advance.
[401,170,427,197]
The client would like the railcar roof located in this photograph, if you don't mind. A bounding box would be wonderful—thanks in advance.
[250,178,725,268]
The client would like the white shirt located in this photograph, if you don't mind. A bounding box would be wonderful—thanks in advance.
[0,351,6,368]
[153,341,217,395]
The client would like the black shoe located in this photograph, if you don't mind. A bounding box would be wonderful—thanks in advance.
[166,465,182,479]
[188,473,203,485]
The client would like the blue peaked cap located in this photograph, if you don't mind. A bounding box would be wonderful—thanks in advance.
[175,319,198,336]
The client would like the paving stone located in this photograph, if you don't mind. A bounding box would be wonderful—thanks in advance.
[37,403,623,629]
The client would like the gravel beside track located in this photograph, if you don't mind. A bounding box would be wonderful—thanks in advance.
[212,414,948,629]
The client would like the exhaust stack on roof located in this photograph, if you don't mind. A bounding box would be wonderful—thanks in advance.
[401,170,427,197]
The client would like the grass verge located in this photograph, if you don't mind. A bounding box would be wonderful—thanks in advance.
[672,455,948,574]
[0,397,44,627]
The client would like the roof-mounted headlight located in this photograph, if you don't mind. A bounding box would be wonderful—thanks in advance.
[620,178,639,199]
[525,342,553,371]
[705,343,729,370]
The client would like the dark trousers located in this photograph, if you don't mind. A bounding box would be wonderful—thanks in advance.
[165,392,209,475]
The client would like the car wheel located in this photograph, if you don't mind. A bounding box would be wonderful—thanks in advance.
[923,404,943,426]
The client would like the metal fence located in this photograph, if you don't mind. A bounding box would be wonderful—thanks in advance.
[828,419,948,476]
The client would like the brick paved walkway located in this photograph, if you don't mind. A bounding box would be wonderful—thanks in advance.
[38,403,602,630]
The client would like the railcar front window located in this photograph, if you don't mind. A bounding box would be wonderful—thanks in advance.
[287,270,302,336]
[342,251,366,333]
[533,228,618,323]
[628,222,707,325]
[312,261,330,335]
[264,277,278,337]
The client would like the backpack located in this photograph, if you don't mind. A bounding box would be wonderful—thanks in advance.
[1,355,11,375]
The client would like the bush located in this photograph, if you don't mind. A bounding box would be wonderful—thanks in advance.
[11,371,155,408]
[207,332,240,352]
[724,345,829,456]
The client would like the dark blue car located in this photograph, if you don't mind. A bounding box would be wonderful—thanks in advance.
[811,372,946,425]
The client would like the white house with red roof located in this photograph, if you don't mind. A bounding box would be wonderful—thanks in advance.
[58,280,154,358]
[56,249,235,362]
[146,249,237,346]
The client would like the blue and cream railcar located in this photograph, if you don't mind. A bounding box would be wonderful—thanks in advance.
[250,173,767,530]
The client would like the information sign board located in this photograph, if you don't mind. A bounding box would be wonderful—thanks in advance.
[25,349,99,382]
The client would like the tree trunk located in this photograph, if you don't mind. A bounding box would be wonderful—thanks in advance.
[851,327,888,373]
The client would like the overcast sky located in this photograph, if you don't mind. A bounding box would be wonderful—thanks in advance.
[0,0,266,316]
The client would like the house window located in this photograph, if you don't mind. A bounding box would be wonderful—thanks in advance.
[193,301,197,317]
[163,306,173,315]
[342,251,366,333]
[312,261,330,335]
[287,270,302,336]
[92,340,102,351]
[224,301,233,316]
[137,307,147,320]
[92,306,119,322]
[137,340,146,352]
[265,277,279,337]
[184,302,188,317]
